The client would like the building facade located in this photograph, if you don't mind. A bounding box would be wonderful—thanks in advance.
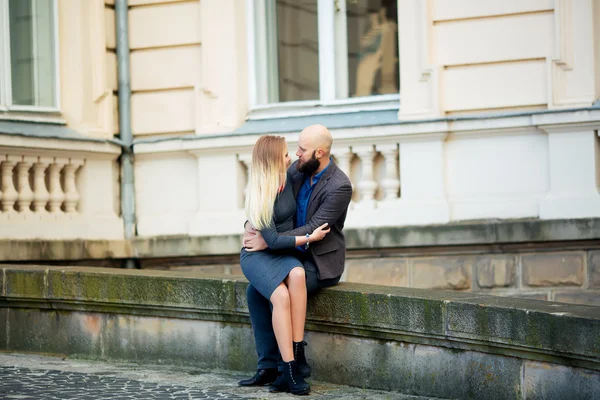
[1,0,600,302]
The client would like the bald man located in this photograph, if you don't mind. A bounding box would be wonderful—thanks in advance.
[239,125,353,392]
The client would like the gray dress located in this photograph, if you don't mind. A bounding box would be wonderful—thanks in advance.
[240,175,302,299]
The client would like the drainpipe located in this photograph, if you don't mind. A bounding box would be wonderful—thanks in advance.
[115,0,137,269]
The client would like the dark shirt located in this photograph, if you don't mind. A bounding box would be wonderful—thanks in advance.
[259,173,297,250]
[295,158,331,252]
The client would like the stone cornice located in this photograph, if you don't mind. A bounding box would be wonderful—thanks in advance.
[2,218,600,261]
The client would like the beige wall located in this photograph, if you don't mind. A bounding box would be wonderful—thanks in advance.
[62,1,599,136]
[128,0,199,138]
[123,0,247,139]
[57,0,115,139]
[399,0,599,119]
[595,0,600,102]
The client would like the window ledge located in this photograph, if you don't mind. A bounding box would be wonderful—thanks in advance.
[247,94,399,120]
[0,120,122,154]
[0,111,67,125]
[132,105,600,153]
[236,108,401,136]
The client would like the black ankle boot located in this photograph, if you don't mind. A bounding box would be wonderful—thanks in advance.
[293,341,311,378]
[238,368,278,386]
[282,360,310,395]
[268,372,285,393]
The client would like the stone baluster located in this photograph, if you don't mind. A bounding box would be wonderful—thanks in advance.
[354,145,378,208]
[1,157,18,213]
[331,145,354,184]
[238,154,252,205]
[63,159,84,213]
[32,157,51,213]
[377,143,400,202]
[331,145,355,207]
[16,157,36,213]
[47,159,66,214]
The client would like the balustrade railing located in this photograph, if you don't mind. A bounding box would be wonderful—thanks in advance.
[0,144,123,240]
[0,155,84,216]
[233,140,411,229]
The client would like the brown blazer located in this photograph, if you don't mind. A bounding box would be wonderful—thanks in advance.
[283,160,353,280]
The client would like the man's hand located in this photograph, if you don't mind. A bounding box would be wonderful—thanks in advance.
[243,229,267,252]
[243,222,267,252]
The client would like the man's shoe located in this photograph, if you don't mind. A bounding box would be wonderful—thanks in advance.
[238,368,278,386]
[293,341,311,378]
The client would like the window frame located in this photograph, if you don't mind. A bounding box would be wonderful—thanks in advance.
[0,0,61,113]
[246,0,400,120]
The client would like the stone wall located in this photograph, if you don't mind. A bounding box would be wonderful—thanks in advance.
[1,265,599,399]
[342,248,600,306]
[2,218,600,306]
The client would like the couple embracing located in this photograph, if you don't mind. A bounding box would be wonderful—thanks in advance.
[239,124,352,395]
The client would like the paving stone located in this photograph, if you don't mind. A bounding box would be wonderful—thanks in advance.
[0,365,245,400]
[0,353,431,400]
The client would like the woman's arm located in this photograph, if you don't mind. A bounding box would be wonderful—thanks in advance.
[259,223,329,250]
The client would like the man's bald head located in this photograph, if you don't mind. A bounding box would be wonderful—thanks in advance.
[299,124,332,155]
[296,124,334,176]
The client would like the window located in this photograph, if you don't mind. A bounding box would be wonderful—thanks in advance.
[0,0,59,111]
[248,0,399,111]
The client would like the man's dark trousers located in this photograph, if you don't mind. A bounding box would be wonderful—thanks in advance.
[247,252,340,370]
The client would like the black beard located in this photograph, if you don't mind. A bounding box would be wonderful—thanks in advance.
[297,151,320,175]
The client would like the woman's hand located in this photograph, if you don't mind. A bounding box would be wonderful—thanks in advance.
[309,223,330,242]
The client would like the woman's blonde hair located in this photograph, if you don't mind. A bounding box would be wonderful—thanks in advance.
[245,135,287,230]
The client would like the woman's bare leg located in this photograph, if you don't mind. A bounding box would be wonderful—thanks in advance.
[285,266,307,342]
[269,283,294,362]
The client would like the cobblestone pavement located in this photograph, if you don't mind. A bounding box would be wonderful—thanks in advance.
[0,353,439,400]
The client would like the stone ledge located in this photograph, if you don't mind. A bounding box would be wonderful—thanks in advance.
[0,240,132,261]
[1,265,599,371]
[2,218,600,261]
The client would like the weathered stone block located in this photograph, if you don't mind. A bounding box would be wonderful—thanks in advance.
[5,267,47,298]
[100,313,256,371]
[446,297,600,359]
[412,346,522,400]
[589,251,600,289]
[307,284,447,335]
[344,258,409,287]
[505,292,549,301]
[368,223,496,248]
[0,267,4,296]
[234,280,249,312]
[475,255,516,288]
[308,331,522,400]
[47,268,238,311]
[524,361,600,400]
[522,252,584,287]
[411,257,472,289]
[5,308,257,371]
[553,291,600,306]
[6,309,95,356]
[307,331,414,393]
[0,308,6,350]
[171,264,243,276]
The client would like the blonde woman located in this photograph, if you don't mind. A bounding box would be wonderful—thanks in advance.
[241,135,329,396]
